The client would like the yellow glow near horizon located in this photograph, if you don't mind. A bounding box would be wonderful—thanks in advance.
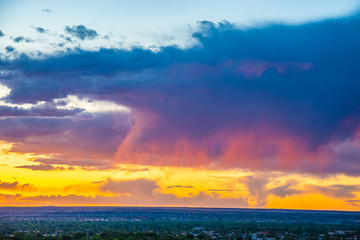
[1,140,360,209]
[267,194,360,211]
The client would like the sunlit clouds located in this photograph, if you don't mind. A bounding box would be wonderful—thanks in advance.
[0,1,360,209]
[0,83,11,99]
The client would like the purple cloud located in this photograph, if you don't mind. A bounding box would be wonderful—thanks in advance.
[0,113,131,166]
[1,15,360,175]
[15,164,69,171]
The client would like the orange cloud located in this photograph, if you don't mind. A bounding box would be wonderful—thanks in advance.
[0,180,36,191]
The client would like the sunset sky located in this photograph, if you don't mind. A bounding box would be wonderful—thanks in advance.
[0,0,360,210]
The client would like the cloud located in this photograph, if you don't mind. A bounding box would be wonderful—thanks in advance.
[21,194,101,205]
[344,199,360,207]
[0,112,131,166]
[0,180,36,191]
[0,193,22,203]
[0,30,4,37]
[14,191,248,207]
[15,164,68,171]
[242,175,269,207]
[0,179,249,207]
[345,199,360,203]
[13,36,32,43]
[268,180,302,198]
[306,184,360,199]
[42,8,51,13]
[0,181,18,189]
[33,158,114,168]
[109,17,360,174]
[33,159,150,172]
[5,46,15,53]
[241,175,302,206]
[12,177,248,207]
[34,27,47,34]
[310,137,360,176]
[167,185,194,189]
[0,83,11,98]
[65,25,98,40]
[0,105,83,117]
[117,167,149,172]
[236,59,312,79]
[99,178,158,196]
[1,15,360,175]
[208,189,233,192]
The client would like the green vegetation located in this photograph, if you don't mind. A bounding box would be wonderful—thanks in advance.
[1,221,360,240]
[1,208,359,239]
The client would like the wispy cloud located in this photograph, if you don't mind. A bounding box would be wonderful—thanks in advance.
[167,185,194,189]
[306,184,360,199]
[15,164,71,171]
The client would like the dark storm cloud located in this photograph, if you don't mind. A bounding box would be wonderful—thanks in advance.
[65,25,98,40]
[1,15,360,175]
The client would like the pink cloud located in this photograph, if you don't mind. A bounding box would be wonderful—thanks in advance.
[115,115,310,171]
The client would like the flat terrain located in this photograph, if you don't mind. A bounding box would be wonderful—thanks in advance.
[1,207,359,224]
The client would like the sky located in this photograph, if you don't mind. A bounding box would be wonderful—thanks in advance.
[0,1,360,210]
